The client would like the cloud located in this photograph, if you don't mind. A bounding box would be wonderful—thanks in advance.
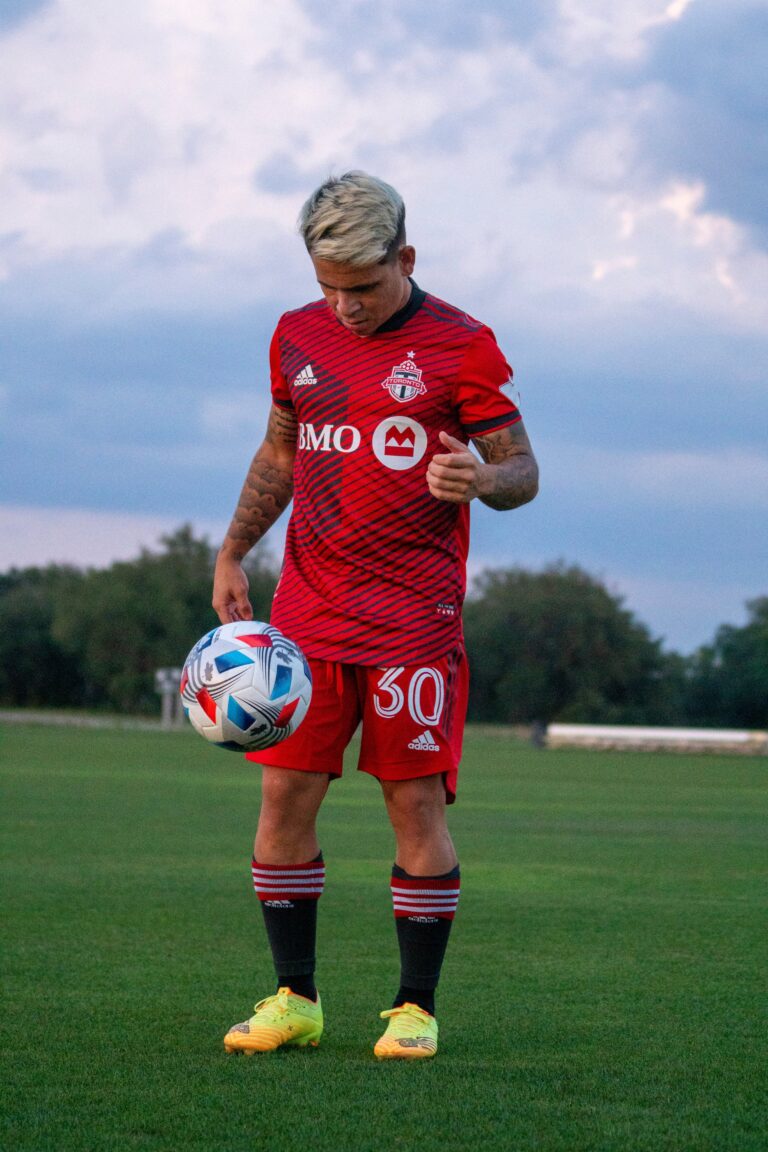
[0,0,317,258]
[0,504,223,570]
[197,391,270,442]
[542,443,768,509]
[546,0,695,63]
[466,535,761,654]
[641,0,768,242]
[0,503,286,573]
[0,0,765,656]
[0,308,276,517]
[588,181,768,328]
[0,0,765,336]
[604,570,760,653]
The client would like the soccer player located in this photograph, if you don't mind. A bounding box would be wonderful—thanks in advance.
[212,171,538,1059]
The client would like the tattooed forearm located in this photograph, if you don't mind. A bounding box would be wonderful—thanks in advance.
[221,404,298,560]
[475,453,539,510]
[225,462,294,559]
[473,422,539,511]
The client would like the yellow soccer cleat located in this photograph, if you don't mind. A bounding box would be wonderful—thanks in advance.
[374,1002,438,1059]
[224,987,323,1054]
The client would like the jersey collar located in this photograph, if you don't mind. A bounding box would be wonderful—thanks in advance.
[374,279,426,334]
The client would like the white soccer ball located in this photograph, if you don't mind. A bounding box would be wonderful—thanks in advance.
[180,621,312,752]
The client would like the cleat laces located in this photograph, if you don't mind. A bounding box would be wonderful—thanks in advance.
[379,1003,433,1033]
[251,987,293,1021]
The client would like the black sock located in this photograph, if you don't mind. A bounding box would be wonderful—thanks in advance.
[390,863,460,1017]
[276,971,318,1002]
[393,985,436,1016]
[251,854,325,1001]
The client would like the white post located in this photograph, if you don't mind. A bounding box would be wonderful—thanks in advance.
[155,668,183,729]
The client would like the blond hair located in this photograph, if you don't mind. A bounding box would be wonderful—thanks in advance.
[298,171,406,266]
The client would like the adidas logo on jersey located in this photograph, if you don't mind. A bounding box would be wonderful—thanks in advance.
[408,730,440,752]
[294,364,318,387]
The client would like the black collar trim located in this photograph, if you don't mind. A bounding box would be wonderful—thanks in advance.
[375,279,426,334]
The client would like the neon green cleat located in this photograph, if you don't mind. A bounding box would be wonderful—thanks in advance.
[223,987,323,1053]
[374,1003,438,1059]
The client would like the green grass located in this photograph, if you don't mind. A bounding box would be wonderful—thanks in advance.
[1,723,766,1151]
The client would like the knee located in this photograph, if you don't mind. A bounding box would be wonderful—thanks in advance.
[256,769,329,863]
[260,768,328,830]
[383,776,447,839]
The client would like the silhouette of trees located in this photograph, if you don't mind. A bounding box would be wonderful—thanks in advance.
[0,527,277,713]
[0,532,763,726]
[463,563,684,725]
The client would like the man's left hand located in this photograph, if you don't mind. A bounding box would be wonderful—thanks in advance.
[426,431,487,504]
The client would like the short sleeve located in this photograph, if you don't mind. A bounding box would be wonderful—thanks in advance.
[454,327,520,437]
[269,322,293,410]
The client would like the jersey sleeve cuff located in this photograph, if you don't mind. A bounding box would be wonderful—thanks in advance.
[463,410,521,436]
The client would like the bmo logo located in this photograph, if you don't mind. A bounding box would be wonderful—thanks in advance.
[298,417,428,471]
[372,417,428,471]
[298,422,361,453]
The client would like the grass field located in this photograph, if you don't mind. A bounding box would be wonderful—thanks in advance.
[1,722,766,1151]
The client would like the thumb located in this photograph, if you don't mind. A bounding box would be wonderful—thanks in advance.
[438,430,469,453]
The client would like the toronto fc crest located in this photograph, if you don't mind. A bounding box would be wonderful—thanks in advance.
[381,352,427,403]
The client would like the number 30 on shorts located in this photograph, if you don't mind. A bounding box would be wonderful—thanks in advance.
[373,666,445,726]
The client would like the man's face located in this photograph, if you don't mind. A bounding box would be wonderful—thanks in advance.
[311,246,416,337]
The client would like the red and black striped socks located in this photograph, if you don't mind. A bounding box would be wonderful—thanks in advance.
[251,854,325,1002]
[250,856,460,1013]
[390,862,461,1016]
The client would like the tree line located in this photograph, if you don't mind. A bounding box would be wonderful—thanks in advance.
[1,526,765,728]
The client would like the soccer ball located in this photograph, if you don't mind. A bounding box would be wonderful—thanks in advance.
[180,621,312,752]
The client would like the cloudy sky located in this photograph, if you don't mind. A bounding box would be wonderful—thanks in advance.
[1,0,766,653]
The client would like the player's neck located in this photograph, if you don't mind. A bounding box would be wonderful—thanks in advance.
[375,279,425,335]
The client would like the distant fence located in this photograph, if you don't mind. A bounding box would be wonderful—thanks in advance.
[546,723,768,755]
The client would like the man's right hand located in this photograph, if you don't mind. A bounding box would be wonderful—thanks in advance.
[212,554,254,623]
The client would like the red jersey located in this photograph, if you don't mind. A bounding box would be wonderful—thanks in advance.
[269,284,520,665]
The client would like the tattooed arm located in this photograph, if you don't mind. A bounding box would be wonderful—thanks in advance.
[212,403,298,623]
[426,420,539,510]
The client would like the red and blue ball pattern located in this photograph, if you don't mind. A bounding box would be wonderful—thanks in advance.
[180,621,312,752]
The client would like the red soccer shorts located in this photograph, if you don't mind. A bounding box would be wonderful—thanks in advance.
[247,645,469,803]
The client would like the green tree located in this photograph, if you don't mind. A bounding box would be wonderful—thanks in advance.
[0,566,87,706]
[463,562,680,725]
[51,526,278,713]
[684,597,768,728]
